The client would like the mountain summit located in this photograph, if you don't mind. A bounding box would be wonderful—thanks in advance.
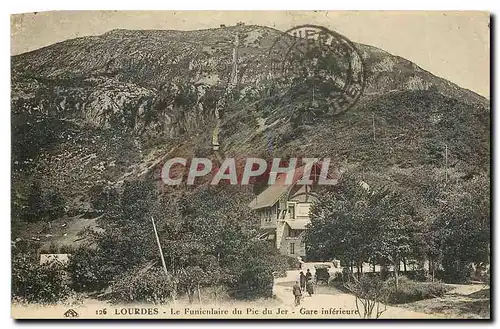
[11,25,490,220]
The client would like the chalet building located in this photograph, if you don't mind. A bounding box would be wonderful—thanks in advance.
[248,163,339,259]
[39,253,70,266]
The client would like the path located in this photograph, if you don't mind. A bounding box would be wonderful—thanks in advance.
[273,263,442,319]
[397,283,490,319]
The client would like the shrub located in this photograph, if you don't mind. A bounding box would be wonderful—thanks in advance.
[405,268,431,282]
[329,272,343,285]
[439,261,475,283]
[228,264,274,300]
[284,255,301,270]
[344,274,388,319]
[384,276,450,304]
[110,267,176,304]
[177,266,210,303]
[67,247,114,292]
[12,253,71,304]
[226,242,281,300]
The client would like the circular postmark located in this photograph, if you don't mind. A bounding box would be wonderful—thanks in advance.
[268,25,365,117]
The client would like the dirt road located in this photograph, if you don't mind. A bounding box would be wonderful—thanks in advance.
[274,265,442,319]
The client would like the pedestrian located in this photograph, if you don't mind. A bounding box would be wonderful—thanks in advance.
[297,256,304,269]
[306,277,314,297]
[306,268,312,281]
[299,271,306,290]
[292,281,302,306]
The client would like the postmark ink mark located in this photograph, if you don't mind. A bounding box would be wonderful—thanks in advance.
[268,25,366,117]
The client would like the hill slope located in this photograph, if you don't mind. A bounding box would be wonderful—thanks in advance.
[11,25,490,236]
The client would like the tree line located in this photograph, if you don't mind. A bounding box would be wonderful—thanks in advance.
[304,172,490,289]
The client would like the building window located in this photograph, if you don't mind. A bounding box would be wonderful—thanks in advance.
[288,203,296,219]
[296,203,311,217]
[290,242,295,255]
[288,229,299,238]
[262,208,272,222]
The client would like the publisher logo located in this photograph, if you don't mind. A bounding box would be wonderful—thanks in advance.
[64,309,79,318]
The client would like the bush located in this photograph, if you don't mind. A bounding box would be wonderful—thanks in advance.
[226,242,281,300]
[110,267,176,304]
[344,275,388,319]
[384,276,450,304]
[67,247,115,292]
[12,254,71,304]
[328,272,343,285]
[284,255,301,270]
[228,264,274,300]
[439,261,475,283]
[404,269,431,282]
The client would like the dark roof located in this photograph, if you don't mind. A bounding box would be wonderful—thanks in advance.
[248,162,339,210]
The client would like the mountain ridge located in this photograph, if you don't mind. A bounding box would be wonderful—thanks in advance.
[12,26,488,105]
[11,25,490,226]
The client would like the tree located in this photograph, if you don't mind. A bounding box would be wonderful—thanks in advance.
[71,182,282,302]
[305,175,421,290]
[305,176,379,270]
[158,185,282,300]
[226,241,284,299]
[12,253,71,303]
[44,189,65,219]
[432,174,490,282]
[368,190,419,290]
[69,180,159,290]
[344,275,388,319]
[24,180,44,222]
[21,180,66,222]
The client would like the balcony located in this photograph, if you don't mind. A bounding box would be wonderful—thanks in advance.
[260,219,276,229]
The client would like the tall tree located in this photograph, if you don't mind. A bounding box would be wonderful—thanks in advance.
[306,175,421,289]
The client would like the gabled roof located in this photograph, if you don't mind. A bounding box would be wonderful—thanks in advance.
[248,183,289,210]
[248,162,339,210]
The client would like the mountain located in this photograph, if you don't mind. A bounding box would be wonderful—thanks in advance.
[11,25,490,237]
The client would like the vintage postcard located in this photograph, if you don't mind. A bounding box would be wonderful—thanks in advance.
[10,10,490,319]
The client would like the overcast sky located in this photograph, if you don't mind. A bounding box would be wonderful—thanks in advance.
[11,11,490,98]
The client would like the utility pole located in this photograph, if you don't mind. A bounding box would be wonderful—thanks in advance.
[151,216,168,276]
[151,216,177,303]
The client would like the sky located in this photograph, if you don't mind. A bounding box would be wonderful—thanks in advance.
[10,10,490,98]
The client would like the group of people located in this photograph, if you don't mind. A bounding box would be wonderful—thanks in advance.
[292,268,315,306]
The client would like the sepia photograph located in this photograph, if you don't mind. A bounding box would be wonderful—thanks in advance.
[9,10,490,320]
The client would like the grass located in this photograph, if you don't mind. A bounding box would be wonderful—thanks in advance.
[398,285,490,319]
[328,275,451,304]
[384,276,451,304]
